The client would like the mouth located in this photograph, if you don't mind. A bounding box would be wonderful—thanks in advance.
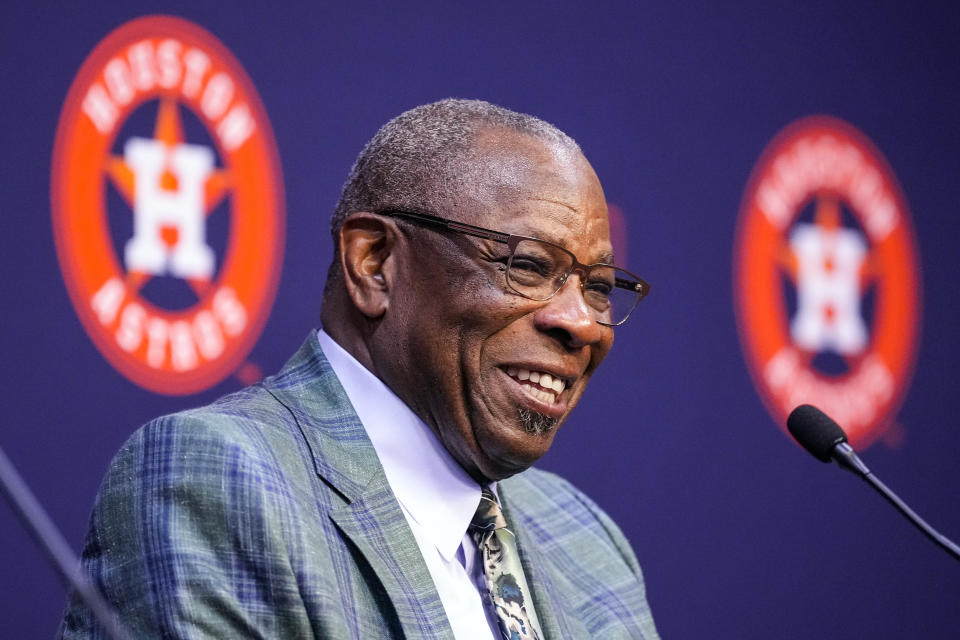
[501,365,574,418]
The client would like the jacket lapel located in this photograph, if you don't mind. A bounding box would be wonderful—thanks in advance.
[264,332,454,639]
[329,470,453,639]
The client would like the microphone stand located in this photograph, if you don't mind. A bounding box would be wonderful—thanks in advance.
[0,445,132,640]
[832,442,960,562]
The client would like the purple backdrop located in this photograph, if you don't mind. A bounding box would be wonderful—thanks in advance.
[2,2,959,637]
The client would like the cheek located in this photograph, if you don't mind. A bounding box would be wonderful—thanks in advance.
[471,301,540,366]
[409,256,534,384]
[592,331,614,369]
[462,308,536,417]
[415,291,521,387]
[454,275,531,343]
[581,320,614,367]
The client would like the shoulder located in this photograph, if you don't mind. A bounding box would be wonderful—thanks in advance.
[501,468,660,638]
[102,383,316,512]
[67,386,344,637]
[500,466,616,526]
[500,467,641,576]
[121,384,291,461]
[89,382,332,574]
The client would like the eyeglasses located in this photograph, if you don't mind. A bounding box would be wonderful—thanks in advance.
[377,209,649,326]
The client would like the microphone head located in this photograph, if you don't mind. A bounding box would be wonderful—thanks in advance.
[787,404,848,462]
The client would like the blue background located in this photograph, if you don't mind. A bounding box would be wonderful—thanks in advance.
[2,2,959,637]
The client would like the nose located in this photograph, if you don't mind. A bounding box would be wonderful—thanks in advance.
[532,274,608,349]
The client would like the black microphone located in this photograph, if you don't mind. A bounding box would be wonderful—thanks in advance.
[787,404,960,562]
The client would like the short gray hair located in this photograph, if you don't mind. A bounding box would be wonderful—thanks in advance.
[329,98,581,247]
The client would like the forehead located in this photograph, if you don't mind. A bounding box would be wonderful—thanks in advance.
[463,129,613,262]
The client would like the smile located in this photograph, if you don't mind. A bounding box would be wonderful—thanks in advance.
[504,366,567,405]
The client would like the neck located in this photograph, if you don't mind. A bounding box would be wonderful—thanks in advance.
[320,289,379,374]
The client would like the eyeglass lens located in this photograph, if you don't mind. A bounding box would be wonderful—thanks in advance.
[506,238,642,325]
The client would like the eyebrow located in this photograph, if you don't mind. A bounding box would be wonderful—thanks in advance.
[597,251,616,265]
[488,226,617,266]
[498,223,618,266]
[383,208,620,266]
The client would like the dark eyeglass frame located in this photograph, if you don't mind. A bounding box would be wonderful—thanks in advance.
[376,208,650,326]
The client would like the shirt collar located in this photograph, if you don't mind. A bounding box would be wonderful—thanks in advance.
[317,329,486,560]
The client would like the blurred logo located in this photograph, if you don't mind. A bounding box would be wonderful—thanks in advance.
[51,16,284,395]
[734,116,920,448]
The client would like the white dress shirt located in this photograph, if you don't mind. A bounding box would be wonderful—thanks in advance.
[317,330,501,639]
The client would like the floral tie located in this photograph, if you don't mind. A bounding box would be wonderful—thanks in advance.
[469,487,544,640]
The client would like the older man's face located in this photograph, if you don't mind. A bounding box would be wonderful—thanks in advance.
[384,129,614,482]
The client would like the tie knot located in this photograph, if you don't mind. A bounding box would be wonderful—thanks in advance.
[470,487,507,534]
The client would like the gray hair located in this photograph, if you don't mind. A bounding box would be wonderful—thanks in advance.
[329,98,581,250]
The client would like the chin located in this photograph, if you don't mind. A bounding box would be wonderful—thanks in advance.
[517,407,560,436]
[471,420,559,481]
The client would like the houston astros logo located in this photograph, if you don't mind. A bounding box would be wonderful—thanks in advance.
[51,16,284,395]
[734,116,920,448]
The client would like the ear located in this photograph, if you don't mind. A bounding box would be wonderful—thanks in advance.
[338,213,397,318]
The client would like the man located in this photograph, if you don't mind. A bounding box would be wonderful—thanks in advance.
[61,99,658,639]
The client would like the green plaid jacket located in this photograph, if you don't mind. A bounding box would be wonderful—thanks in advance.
[60,333,659,639]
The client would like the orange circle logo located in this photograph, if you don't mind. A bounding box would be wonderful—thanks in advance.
[51,16,284,395]
[734,116,920,448]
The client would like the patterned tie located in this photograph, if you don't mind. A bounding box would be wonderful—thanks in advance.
[469,487,544,640]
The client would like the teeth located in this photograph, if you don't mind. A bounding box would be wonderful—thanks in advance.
[506,367,568,400]
[531,387,553,403]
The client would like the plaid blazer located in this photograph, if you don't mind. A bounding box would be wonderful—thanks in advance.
[60,333,659,639]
